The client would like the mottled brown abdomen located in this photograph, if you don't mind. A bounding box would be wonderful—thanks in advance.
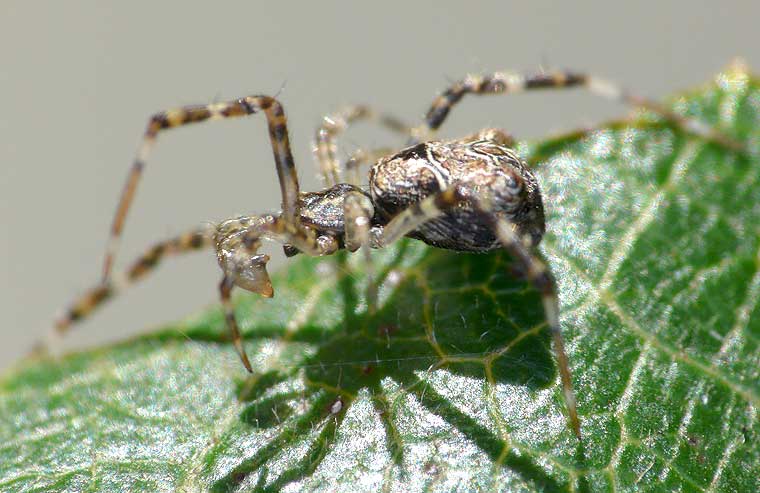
[370,139,546,251]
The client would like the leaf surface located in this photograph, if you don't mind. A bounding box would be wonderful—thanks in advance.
[2,65,759,493]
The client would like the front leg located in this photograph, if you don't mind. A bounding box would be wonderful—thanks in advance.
[103,95,304,282]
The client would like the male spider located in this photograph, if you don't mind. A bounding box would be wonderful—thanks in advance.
[51,70,739,439]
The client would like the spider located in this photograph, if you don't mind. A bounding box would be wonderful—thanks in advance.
[50,70,740,440]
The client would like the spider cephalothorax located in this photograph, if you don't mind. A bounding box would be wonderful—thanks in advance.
[53,70,739,439]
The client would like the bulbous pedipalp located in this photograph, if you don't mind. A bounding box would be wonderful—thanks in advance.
[230,253,274,297]
[215,217,275,297]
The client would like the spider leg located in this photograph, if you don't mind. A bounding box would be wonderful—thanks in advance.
[49,227,214,347]
[475,200,581,439]
[315,105,411,186]
[462,128,516,147]
[343,190,378,312]
[219,274,253,372]
[370,187,466,248]
[103,95,303,283]
[369,187,581,438]
[281,142,394,258]
[343,147,395,186]
[214,214,338,371]
[414,70,743,151]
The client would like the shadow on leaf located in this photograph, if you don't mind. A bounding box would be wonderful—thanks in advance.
[211,241,572,492]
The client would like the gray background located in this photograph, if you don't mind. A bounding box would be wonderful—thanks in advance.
[1,1,757,369]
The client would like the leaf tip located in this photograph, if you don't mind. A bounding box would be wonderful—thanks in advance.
[725,57,750,76]
[717,58,752,91]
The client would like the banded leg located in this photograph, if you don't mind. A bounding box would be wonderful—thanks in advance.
[369,188,581,438]
[52,226,214,342]
[477,201,581,439]
[315,105,411,186]
[414,70,743,151]
[215,214,339,371]
[103,95,303,282]
[219,274,253,372]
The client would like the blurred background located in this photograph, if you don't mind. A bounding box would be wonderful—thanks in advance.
[1,1,757,369]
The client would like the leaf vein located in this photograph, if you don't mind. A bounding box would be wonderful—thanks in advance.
[599,141,701,290]
[542,239,760,407]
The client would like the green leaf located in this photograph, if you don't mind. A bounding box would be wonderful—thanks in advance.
[3,64,759,493]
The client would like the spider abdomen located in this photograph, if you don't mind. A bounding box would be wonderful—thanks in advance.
[369,138,547,251]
